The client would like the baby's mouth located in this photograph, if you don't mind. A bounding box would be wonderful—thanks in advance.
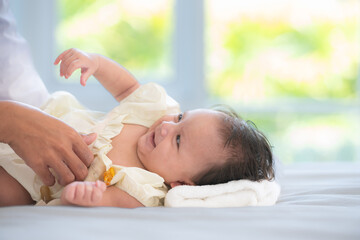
[150,132,156,148]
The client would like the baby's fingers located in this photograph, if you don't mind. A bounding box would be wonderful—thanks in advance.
[74,182,86,200]
[59,52,78,77]
[91,181,106,203]
[83,182,94,201]
[61,182,77,204]
[66,60,82,79]
[54,49,72,65]
[95,180,107,191]
[80,69,93,86]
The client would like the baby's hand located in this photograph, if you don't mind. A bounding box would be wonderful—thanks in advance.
[61,180,106,207]
[54,48,99,86]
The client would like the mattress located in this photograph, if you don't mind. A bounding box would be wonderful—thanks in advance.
[0,162,359,240]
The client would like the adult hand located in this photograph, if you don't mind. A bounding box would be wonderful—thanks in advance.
[0,101,96,186]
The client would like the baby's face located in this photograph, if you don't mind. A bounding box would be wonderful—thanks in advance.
[137,109,226,188]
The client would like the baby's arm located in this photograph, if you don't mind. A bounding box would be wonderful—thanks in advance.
[61,180,144,208]
[54,48,140,102]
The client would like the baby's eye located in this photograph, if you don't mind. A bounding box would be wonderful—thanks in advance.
[177,113,183,122]
[176,135,181,148]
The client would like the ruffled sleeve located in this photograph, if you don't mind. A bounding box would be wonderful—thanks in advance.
[110,83,181,128]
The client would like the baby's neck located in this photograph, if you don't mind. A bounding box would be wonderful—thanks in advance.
[106,124,147,169]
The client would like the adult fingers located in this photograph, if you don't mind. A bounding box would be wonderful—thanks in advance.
[73,134,95,167]
[62,151,89,182]
[49,157,75,186]
[31,163,56,186]
[81,133,97,145]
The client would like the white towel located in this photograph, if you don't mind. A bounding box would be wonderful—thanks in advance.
[164,180,281,207]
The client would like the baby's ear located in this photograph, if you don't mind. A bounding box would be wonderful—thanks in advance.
[169,181,182,188]
[169,181,194,188]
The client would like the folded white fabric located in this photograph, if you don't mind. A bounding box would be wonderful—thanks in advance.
[164,180,281,208]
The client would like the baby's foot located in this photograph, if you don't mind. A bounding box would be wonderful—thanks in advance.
[61,180,106,207]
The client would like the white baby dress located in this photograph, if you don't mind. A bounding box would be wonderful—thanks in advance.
[0,83,180,207]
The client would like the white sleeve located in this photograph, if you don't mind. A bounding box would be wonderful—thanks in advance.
[115,83,181,128]
[0,0,49,107]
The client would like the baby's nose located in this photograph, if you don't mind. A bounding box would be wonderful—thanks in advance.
[160,121,174,137]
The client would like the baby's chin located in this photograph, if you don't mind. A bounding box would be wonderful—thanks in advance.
[136,132,152,164]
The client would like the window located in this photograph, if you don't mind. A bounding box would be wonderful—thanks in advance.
[53,0,174,111]
[205,0,360,163]
[10,0,360,163]
[56,0,174,82]
[206,0,358,102]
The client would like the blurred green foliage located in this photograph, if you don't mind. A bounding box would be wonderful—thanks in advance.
[208,9,358,100]
[57,0,172,76]
[56,0,359,162]
[244,112,359,163]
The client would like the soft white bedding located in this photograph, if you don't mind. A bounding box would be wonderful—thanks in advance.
[1,162,359,240]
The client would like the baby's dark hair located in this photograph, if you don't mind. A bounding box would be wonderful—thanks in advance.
[192,106,275,186]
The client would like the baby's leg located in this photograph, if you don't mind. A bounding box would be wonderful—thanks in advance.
[61,180,106,207]
[0,167,34,206]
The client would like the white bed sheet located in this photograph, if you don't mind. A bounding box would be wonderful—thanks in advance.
[1,162,359,240]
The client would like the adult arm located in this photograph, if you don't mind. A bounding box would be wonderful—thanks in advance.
[0,100,95,186]
[0,0,49,107]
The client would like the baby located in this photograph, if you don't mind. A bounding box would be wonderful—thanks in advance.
[0,48,274,208]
